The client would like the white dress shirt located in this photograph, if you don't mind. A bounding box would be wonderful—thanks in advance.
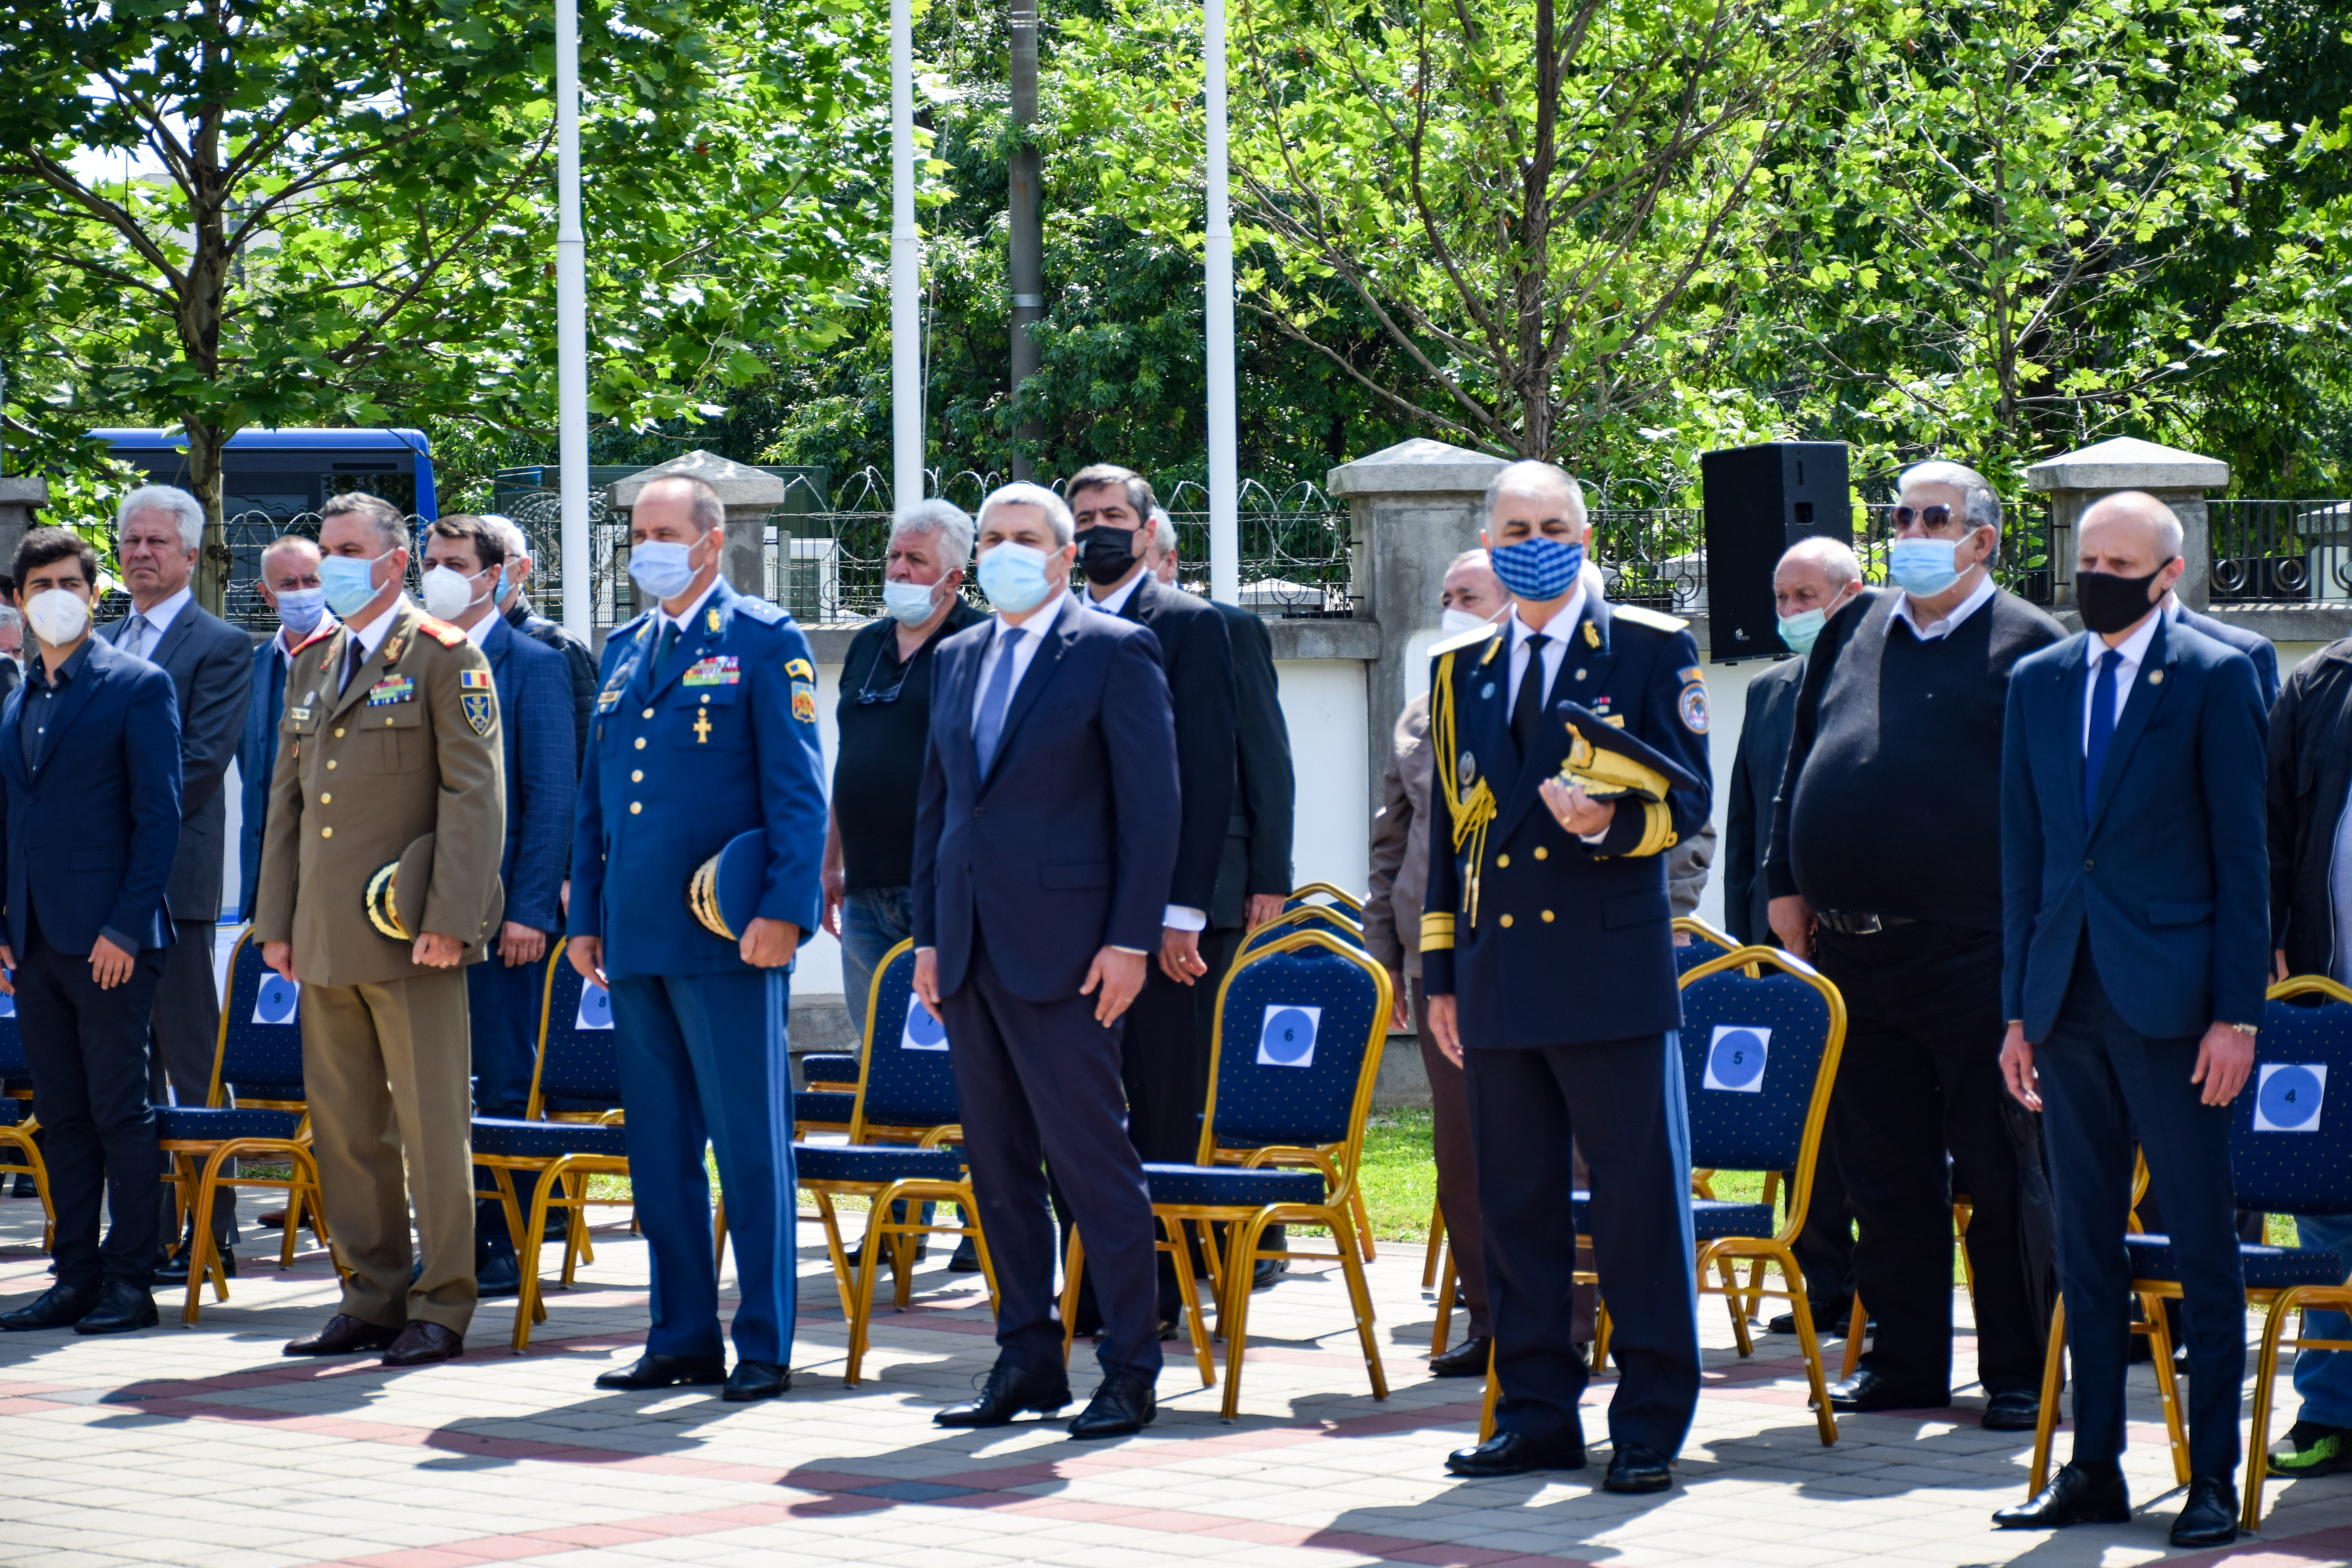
[2080,609,2163,755]
[970,613,1047,731]
[1505,587,1584,710]
[1886,571,1995,641]
[463,611,496,648]
[1085,569,1147,617]
[121,585,192,660]
[336,595,406,695]
[657,576,722,639]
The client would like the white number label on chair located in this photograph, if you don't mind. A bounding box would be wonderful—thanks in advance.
[2254,1063,2327,1132]
[901,992,949,1051]
[1258,1004,1321,1068]
[252,974,301,1025]
[1702,1025,1770,1093]
[575,983,614,1031]
[0,985,14,1018]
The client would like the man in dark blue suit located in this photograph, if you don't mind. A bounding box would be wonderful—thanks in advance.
[912,481,1181,1439]
[421,517,576,1297]
[238,535,332,921]
[1423,462,1712,1491]
[0,528,182,1336]
[568,475,825,1402]
[2171,591,2280,708]
[1993,491,2267,1548]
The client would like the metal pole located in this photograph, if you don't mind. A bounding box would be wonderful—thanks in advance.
[1203,0,1239,604]
[890,0,924,506]
[1007,0,1043,481]
[557,0,590,636]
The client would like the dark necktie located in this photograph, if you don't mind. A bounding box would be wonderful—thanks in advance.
[1510,632,1550,759]
[652,620,681,685]
[343,637,367,697]
[2084,647,2122,818]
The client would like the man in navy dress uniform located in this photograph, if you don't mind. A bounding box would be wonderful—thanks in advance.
[567,474,826,1402]
[1423,461,1711,1492]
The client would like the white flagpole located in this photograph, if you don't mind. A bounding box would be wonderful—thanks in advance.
[1204,0,1240,605]
[891,0,924,507]
[556,0,590,635]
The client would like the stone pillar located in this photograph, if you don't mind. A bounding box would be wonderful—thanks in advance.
[609,450,788,601]
[1327,438,1507,809]
[2024,437,2230,611]
[0,477,46,579]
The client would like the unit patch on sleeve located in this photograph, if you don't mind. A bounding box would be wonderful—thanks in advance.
[365,675,417,706]
[1678,680,1710,734]
[683,655,741,687]
[791,679,818,722]
[463,691,495,735]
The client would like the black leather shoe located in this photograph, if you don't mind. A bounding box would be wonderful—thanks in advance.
[1444,1430,1586,1477]
[475,1252,522,1300]
[722,1360,789,1401]
[1981,1390,2040,1431]
[1068,1372,1156,1438]
[0,1283,96,1331]
[73,1280,159,1335]
[1429,1336,1493,1378]
[285,1313,404,1356]
[1991,1462,2131,1528]
[1826,1369,1946,1412]
[946,1236,981,1273]
[1767,1303,1851,1336]
[381,1320,463,1367]
[596,1353,727,1391]
[1603,1442,1674,1494]
[2168,1476,2238,1548]
[154,1246,236,1287]
[936,1362,1073,1427]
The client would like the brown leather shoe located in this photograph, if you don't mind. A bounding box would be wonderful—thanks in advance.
[285,1313,403,1357]
[382,1319,463,1367]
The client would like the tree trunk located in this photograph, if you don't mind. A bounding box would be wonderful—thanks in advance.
[185,417,228,615]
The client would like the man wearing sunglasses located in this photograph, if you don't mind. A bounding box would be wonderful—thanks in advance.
[1766,461,2063,1430]
[822,501,987,1018]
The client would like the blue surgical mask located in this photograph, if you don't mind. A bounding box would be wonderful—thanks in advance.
[628,540,696,602]
[881,579,942,626]
[319,548,394,617]
[1777,608,1828,655]
[275,586,327,637]
[977,542,1054,613]
[1887,537,1967,598]
[1490,536,1584,601]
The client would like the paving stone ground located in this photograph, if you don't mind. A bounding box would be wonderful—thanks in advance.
[4,1196,2350,1568]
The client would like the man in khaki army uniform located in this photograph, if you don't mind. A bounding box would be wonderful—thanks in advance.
[252,492,506,1367]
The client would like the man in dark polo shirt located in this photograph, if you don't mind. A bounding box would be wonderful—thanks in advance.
[822,500,986,1017]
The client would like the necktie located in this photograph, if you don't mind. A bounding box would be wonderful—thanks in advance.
[652,620,681,685]
[973,628,1019,777]
[342,637,367,697]
[123,613,149,658]
[1510,632,1551,759]
[2084,647,2122,818]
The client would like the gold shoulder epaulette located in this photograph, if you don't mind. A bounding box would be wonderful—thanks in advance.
[1612,603,1689,633]
[292,622,337,655]
[418,615,468,648]
[1430,622,1504,660]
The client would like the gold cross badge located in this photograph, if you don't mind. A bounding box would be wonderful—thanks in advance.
[693,709,713,744]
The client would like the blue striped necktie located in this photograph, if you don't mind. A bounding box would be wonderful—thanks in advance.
[973,627,1018,776]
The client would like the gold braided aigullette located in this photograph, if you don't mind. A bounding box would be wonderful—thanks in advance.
[1431,632,1501,929]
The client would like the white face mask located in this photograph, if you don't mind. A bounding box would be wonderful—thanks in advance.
[26,588,91,647]
[1440,606,1500,636]
[420,564,491,622]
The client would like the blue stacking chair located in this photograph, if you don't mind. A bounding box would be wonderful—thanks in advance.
[1283,882,1365,920]
[2024,974,2352,1515]
[1239,903,1368,964]
[1061,928,1392,1417]
[156,929,333,1325]
[0,974,54,1250]
[791,938,995,1386]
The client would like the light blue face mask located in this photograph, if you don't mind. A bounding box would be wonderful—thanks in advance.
[1777,607,1828,655]
[628,540,697,601]
[275,586,327,636]
[881,579,942,626]
[319,548,393,617]
[1887,537,1967,597]
[977,542,1054,613]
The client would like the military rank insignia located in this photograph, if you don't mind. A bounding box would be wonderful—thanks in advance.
[366,675,416,706]
[460,668,495,735]
[706,606,724,633]
[683,655,740,687]
[784,656,814,681]
[792,679,817,722]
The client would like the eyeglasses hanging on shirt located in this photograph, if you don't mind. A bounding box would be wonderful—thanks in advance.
[856,640,915,706]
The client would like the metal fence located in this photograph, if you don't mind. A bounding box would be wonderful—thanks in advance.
[2209,500,2352,604]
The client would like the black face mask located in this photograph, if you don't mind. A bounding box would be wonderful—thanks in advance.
[2076,560,2172,635]
[1074,525,1140,587]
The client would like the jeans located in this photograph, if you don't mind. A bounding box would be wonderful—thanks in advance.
[840,886,913,1034]
[2295,1212,2352,1429]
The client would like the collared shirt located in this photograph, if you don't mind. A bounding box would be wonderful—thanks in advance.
[1505,586,1585,711]
[835,597,986,890]
[274,617,332,659]
[1085,569,1147,617]
[121,585,192,661]
[1886,571,1995,641]
[971,613,1047,732]
[2080,611,2163,755]
[19,636,93,773]
[462,611,496,648]
[337,596,405,695]
[657,576,722,638]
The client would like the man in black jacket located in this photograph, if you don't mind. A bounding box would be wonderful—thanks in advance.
[1068,466,1236,1323]
[1767,461,2062,1429]
[100,486,255,1280]
[487,516,597,774]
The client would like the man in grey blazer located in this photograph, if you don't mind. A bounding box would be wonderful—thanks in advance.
[102,485,255,1275]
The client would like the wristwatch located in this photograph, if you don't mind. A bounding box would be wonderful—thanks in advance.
[2229,1022,2259,1036]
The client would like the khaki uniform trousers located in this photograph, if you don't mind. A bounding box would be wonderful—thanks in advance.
[300,969,477,1334]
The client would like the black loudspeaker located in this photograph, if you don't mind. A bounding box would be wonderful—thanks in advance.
[1699,442,1852,664]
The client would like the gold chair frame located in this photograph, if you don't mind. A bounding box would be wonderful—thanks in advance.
[1287,882,1366,916]
[0,1091,52,1253]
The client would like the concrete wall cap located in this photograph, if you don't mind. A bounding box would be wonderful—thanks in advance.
[1327,437,1510,496]
[0,477,51,505]
[2023,436,2229,494]
[610,448,790,507]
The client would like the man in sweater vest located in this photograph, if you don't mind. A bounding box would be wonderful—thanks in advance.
[1766,461,2063,1429]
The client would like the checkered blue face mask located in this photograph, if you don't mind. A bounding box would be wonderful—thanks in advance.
[1490,536,1584,601]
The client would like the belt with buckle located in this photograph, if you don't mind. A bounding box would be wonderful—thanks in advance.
[1815,910,1917,936]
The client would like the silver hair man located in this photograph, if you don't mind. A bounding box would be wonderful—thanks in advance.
[893,499,976,570]
[116,484,206,551]
[975,481,1074,545]
[1900,460,2003,533]
[1481,460,1589,533]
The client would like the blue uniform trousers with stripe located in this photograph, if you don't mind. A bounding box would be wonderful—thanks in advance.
[1465,1032,1700,1456]
[609,969,797,1365]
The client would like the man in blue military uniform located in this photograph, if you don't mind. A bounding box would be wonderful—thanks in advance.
[1423,461,1712,1492]
[567,474,826,1402]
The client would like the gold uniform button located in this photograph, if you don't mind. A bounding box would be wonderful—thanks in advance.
[634,737,647,750]
[321,827,334,839]
[334,727,345,738]
[1541,909,1555,923]
[631,769,643,782]
[326,759,337,770]
[1534,846,1549,860]
[630,802,643,815]
[319,793,331,804]
[384,716,395,726]
[642,707,654,719]
[1496,853,1510,867]
[1499,913,1514,928]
